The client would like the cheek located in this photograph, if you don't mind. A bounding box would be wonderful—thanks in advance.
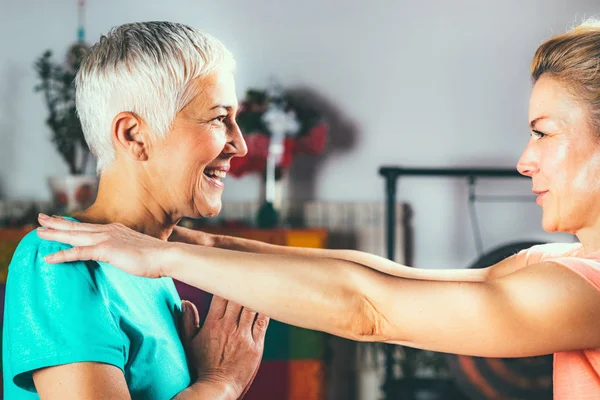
[178,136,225,169]
[192,132,226,161]
[538,142,566,185]
[572,152,600,196]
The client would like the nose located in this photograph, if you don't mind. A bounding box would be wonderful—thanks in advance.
[224,121,248,158]
[516,139,539,177]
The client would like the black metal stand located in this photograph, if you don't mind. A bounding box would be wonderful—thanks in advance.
[379,166,526,261]
[378,166,528,400]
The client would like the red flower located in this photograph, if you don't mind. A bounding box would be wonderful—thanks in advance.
[75,184,94,206]
[248,158,267,174]
[245,133,270,159]
[54,191,68,206]
[279,137,296,169]
[229,123,327,177]
[230,132,270,177]
[297,123,327,155]
[229,154,250,178]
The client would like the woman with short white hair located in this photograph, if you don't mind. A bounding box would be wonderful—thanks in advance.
[3,22,268,399]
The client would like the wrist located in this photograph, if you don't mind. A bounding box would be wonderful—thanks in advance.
[212,234,232,250]
[159,242,184,278]
[205,232,220,247]
[193,378,237,400]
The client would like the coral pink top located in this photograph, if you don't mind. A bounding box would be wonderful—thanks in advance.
[517,243,600,399]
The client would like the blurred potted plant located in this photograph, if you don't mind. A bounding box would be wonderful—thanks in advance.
[34,43,97,214]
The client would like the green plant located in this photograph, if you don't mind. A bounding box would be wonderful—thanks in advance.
[34,44,89,174]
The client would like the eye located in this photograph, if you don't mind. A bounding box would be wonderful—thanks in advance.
[213,115,227,123]
[531,130,547,139]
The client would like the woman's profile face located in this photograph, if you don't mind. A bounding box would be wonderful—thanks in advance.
[150,68,248,218]
[517,75,600,233]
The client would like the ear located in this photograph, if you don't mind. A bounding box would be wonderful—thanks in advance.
[111,112,149,162]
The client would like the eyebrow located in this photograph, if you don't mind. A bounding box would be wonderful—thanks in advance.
[210,105,235,111]
[529,116,548,129]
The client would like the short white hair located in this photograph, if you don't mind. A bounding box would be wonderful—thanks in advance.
[75,21,235,172]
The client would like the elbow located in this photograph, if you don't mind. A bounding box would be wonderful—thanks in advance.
[336,263,407,343]
[345,295,391,343]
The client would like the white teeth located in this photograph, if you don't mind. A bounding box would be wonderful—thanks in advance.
[206,169,227,178]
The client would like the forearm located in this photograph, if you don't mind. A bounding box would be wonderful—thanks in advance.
[216,235,488,282]
[165,243,377,340]
[173,380,235,400]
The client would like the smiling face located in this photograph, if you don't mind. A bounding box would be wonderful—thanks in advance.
[148,68,247,218]
[517,75,600,233]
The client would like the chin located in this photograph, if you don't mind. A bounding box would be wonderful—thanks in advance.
[196,202,222,219]
[541,214,559,233]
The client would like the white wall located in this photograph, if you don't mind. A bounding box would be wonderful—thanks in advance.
[1,0,593,270]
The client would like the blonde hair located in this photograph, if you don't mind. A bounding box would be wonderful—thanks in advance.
[531,18,600,133]
[76,22,235,172]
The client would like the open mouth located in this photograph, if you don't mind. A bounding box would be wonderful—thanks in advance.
[204,169,226,180]
[203,168,226,188]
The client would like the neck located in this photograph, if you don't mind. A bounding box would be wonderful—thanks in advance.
[74,167,179,241]
[575,224,600,255]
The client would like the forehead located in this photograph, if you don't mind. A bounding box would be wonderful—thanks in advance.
[187,69,238,110]
[529,75,585,124]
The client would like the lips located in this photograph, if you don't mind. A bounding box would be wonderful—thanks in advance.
[534,190,548,205]
[205,164,230,173]
[203,172,225,189]
[202,164,229,190]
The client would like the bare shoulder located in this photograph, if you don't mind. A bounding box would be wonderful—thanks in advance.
[483,242,582,281]
[373,258,600,357]
[488,259,600,350]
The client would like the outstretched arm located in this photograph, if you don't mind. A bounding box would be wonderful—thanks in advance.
[166,243,600,357]
[171,226,513,282]
[38,215,600,358]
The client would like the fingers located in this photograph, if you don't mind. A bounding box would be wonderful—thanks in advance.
[43,246,102,264]
[223,300,243,323]
[180,300,201,381]
[241,315,268,398]
[168,226,195,244]
[36,228,104,247]
[252,314,270,343]
[239,307,258,331]
[205,295,228,322]
[38,213,99,232]
[181,300,200,344]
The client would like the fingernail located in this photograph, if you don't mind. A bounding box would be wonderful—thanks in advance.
[38,213,48,219]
